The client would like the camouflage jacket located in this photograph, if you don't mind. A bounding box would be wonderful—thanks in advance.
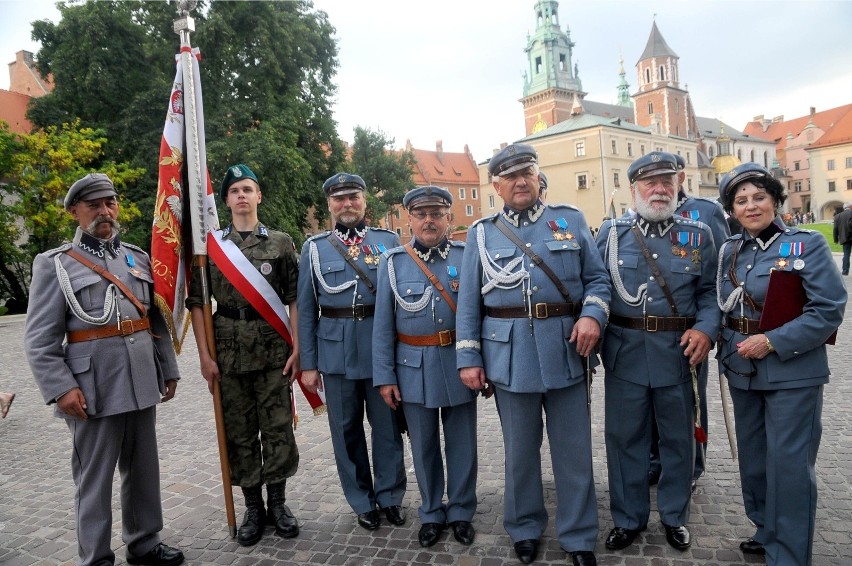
[187,223,299,375]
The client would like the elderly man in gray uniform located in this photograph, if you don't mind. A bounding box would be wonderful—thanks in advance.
[24,173,184,566]
[373,186,478,548]
[648,154,730,489]
[595,152,720,552]
[298,173,407,531]
[456,144,610,566]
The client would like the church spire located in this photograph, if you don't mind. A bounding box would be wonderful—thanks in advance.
[616,55,633,108]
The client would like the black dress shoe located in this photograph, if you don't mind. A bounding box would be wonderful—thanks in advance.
[381,505,406,526]
[648,468,661,486]
[418,522,446,547]
[357,509,381,530]
[605,527,641,550]
[740,538,766,555]
[450,520,475,545]
[568,551,597,566]
[662,523,691,550]
[127,543,184,566]
[513,539,539,564]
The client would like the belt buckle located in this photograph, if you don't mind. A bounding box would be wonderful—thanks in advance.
[534,303,549,319]
[741,317,752,334]
[644,315,659,332]
[119,319,134,336]
[352,304,366,320]
[438,329,453,347]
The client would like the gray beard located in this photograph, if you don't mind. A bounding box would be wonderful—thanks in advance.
[634,196,676,222]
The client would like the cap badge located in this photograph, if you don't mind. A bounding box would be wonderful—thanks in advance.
[651,153,661,162]
[507,146,517,155]
[338,174,346,183]
[232,166,242,177]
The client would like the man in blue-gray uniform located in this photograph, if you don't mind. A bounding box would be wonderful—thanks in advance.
[456,143,610,566]
[25,173,184,566]
[373,186,478,548]
[648,154,730,488]
[297,173,407,531]
[596,151,720,553]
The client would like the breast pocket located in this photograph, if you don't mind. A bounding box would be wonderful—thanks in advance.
[613,254,639,286]
[66,355,97,416]
[396,281,427,318]
[251,250,279,282]
[127,269,153,306]
[670,257,700,289]
[70,274,106,313]
[546,239,581,273]
[487,247,518,268]
[395,345,425,404]
[319,259,347,287]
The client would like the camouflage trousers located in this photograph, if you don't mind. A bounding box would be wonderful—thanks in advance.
[221,366,299,488]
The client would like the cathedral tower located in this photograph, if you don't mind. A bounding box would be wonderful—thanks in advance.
[520,0,586,135]
[632,21,696,139]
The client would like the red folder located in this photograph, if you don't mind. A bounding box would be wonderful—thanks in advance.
[759,269,837,345]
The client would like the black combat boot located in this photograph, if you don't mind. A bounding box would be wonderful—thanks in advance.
[237,486,266,546]
[266,482,299,538]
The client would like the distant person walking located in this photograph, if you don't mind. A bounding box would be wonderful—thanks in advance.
[832,202,852,275]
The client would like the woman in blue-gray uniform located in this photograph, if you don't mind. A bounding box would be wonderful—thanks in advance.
[373,186,478,549]
[716,163,846,565]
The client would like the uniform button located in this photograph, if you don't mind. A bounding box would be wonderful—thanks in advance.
[495,253,501,258]
[406,289,412,294]
[648,297,654,302]
[526,243,532,247]
[430,259,435,263]
[649,276,655,281]
[403,358,407,363]
[355,275,361,279]
[652,253,659,259]
[563,244,568,249]
[746,265,752,269]
[491,333,496,338]
[530,264,535,268]
[357,294,363,299]
[685,266,690,272]
[752,246,758,251]
[532,286,538,291]
[618,259,624,266]
[129,338,135,344]
[650,234,656,238]
[438,319,443,324]
[573,242,579,248]
[435,297,441,302]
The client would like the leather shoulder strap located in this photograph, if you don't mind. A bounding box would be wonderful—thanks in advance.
[325,233,377,295]
[629,225,678,316]
[727,240,762,313]
[493,216,572,302]
[403,244,456,313]
[64,248,147,317]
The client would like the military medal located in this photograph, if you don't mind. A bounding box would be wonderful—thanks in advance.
[793,258,805,270]
[361,243,386,266]
[447,265,460,292]
[125,254,135,268]
[348,244,361,260]
[680,209,700,221]
[671,231,689,258]
[776,242,803,271]
[547,219,575,241]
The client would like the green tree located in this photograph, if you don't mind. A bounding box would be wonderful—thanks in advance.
[0,120,143,312]
[347,126,416,224]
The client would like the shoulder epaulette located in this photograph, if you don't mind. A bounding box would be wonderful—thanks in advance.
[449,240,465,248]
[385,245,406,257]
[41,243,73,257]
[785,226,818,235]
[725,233,744,242]
[471,213,498,228]
[549,203,581,212]
[305,230,331,242]
[367,226,396,235]
[122,241,150,257]
[613,217,634,227]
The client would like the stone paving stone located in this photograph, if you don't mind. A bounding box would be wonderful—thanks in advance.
[2,257,851,564]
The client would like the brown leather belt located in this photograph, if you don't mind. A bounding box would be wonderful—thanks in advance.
[398,329,456,347]
[486,302,581,320]
[609,314,696,332]
[66,317,151,343]
[321,304,375,319]
[725,316,761,335]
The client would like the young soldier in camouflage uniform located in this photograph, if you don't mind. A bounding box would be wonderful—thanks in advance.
[187,164,300,546]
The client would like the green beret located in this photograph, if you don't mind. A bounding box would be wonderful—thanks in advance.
[220,164,259,200]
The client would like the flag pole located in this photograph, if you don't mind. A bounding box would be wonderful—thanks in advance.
[174,0,237,538]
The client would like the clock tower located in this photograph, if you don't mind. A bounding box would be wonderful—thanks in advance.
[521,0,586,135]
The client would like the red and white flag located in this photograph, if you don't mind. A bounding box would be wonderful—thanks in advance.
[151,49,218,353]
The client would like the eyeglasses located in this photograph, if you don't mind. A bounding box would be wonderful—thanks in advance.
[409,210,448,220]
[719,350,757,378]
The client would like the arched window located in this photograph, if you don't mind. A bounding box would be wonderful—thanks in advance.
[645,68,651,83]
[659,65,666,81]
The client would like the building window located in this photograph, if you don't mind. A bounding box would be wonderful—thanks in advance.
[794,161,800,171]
[794,180,802,192]
[394,209,400,219]
[847,179,852,191]
[395,228,401,236]
[687,152,691,164]
[709,146,715,158]
[659,65,666,81]
[674,99,679,113]
[648,102,653,115]
[640,144,646,155]
[577,174,588,189]
[459,187,466,200]
[559,54,566,71]
[627,142,633,157]
[536,56,542,74]
[488,194,495,209]
[827,159,836,171]
[645,68,650,83]
[575,140,586,157]
[846,157,852,168]
[611,140,617,154]
[764,151,768,167]
[613,172,620,187]
[828,181,836,192]
[687,178,693,190]
[737,149,742,160]
[471,188,478,200]
[465,204,474,216]
[750,150,755,162]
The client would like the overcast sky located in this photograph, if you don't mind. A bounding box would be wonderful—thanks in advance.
[3,0,851,163]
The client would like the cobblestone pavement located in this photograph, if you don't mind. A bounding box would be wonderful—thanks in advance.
[1,265,850,565]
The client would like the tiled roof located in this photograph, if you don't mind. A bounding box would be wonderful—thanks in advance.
[742,104,852,143]
[638,21,678,62]
[807,108,852,150]
[409,145,479,185]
